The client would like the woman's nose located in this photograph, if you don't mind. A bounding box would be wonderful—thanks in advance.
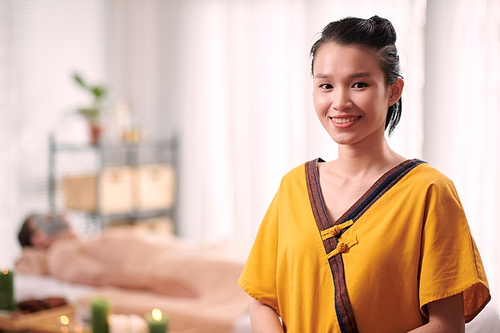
[332,88,353,111]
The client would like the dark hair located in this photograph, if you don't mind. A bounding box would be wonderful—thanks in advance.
[18,215,35,247]
[310,15,402,135]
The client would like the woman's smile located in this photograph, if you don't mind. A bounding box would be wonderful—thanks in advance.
[330,116,362,127]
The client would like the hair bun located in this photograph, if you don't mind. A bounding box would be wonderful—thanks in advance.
[366,15,397,46]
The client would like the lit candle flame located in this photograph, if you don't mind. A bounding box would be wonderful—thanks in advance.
[152,308,162,321]
[60,315,69,325]
[1,266,8,274]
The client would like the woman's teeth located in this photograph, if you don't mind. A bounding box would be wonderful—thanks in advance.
[331,117,360,124]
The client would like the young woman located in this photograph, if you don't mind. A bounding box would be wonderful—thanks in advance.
[239,16,490,333]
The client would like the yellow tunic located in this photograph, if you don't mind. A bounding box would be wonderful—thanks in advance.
[239,159,490,333]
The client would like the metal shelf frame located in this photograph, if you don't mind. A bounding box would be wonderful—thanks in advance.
[48,134,179,232]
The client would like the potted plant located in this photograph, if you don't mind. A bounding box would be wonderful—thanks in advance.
[72,72,107,145]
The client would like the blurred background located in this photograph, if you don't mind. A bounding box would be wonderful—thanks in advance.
[0,0,499,313]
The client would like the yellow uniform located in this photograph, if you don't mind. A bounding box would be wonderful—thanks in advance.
[239,159,490,333]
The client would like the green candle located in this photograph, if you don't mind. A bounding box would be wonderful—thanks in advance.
[90,295,112,333]
[0,266,14,311]
[147,308,168,333]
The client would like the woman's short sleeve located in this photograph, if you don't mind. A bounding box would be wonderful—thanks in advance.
[419,175,490,322]
[239,189,280,313]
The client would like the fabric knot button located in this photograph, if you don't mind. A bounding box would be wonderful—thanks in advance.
[336,242,349,253]
[331,225,341,236]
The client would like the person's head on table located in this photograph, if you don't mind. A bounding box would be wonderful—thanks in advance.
[18,213,77,249]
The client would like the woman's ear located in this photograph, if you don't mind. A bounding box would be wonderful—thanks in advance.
[388,77,404,106]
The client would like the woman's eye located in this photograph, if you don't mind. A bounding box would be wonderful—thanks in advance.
[352,82,368,89]
[319,83,333,89]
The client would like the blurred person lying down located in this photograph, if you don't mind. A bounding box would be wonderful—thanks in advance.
[15,215,245,300]
[18,213,78,249]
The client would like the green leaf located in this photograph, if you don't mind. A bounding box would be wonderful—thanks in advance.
[91,86,106,98]
[72,73,87,88]
[77,107,100,123]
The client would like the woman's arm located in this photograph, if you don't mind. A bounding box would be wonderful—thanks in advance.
[249,299,284,333]
[408,293,465,333]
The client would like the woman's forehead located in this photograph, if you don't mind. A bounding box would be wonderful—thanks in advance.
[313,42,382,77]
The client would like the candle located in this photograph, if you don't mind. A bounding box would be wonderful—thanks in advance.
[109,314,147,333]
[60,315,70,325]
[129,314,148,333]
[147,308,168,333]
[90,295,112,333]
[59,314,73,333]
[108,314,128,333]
[0,266,14,311]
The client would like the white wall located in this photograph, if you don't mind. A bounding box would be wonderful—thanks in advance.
[0,0,182,268]
[0,0,109,267]
[108,0,182,142]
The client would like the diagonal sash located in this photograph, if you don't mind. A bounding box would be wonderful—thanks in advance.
[305,158,425,333]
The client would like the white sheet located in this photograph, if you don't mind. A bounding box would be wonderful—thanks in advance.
[13,273,253,333]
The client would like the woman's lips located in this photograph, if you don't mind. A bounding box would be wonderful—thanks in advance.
[330,116,361,127]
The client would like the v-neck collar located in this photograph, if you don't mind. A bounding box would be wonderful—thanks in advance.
[309,158,426,228]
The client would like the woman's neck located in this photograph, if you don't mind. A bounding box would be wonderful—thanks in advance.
[333,137,405,179]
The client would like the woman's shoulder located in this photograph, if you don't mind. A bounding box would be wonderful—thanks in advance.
[410,160,456,189]
[280,158,320,183]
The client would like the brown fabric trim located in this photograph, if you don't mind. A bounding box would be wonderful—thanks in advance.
[305,158,335,253]
[305,159,358,333]
[334,159,418,224]
[330,255,358,332]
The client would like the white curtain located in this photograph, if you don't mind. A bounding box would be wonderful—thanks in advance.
[177,0,310,243]
[176,0,426,244]
[453,0,500,311]
[424,0,500,312]
[0,0,19,266]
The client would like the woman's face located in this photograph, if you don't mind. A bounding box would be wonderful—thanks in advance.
[312,42,401,148]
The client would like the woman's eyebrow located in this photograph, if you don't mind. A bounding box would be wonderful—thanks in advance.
[314,72,371,79]
[313,73,331,79]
